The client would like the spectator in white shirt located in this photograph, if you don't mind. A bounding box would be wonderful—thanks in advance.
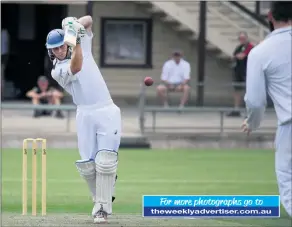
[156,51,191,108]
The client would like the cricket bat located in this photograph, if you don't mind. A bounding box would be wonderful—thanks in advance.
[64,23,78,47]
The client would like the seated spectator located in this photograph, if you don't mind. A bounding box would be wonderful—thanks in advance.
[26,76,64,118]
[227,31,254,117]
[157,50,191,108]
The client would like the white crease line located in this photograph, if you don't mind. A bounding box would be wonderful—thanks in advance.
[2,179,276,184]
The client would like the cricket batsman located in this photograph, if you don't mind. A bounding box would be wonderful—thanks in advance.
[45,16,121,223]
[241,2,291,217]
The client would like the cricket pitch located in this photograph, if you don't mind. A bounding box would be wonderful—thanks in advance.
[1,213,253,227]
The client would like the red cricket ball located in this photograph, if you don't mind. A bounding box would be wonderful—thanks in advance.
[144,77,154,86]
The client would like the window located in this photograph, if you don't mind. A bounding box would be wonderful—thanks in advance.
[100,18,152,68]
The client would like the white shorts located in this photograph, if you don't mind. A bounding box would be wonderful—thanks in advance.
[76,100,121,160]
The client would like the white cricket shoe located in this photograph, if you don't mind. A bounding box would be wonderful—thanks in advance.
[93,209,108,224]
[91,198,115,217]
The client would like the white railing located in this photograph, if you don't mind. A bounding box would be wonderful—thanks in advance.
[207,7,259,43]
[149,1,234,56]
[220,1,269,39]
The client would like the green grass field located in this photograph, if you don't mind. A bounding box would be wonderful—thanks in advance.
[2,148,291,226]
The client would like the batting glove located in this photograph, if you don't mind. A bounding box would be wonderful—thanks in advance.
[62,17,78,29]
[75,21,86,39]
[63,20,85,41]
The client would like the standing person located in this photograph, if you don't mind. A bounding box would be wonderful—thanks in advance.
[227,32,254,117]
[45,16,121,224]
[242,2,292,217]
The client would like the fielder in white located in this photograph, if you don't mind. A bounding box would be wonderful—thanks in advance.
[45,16,121,223]
[242,2,291,217]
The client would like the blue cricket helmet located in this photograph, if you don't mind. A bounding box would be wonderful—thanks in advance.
[45,29,71,61]
[45,29,65,49]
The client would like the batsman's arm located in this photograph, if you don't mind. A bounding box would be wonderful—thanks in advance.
[77,16,93,54]
[67,20,86,75]
[70,39,83,75]
[78,16,93,33]
[244,48,267,131]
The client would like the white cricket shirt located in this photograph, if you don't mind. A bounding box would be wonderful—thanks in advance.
[161,59,191,84]
[51,31,112,106]
[244,26,292,129]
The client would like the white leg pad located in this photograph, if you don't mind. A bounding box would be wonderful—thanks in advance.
[75,159,96,201]
[113,175,117,198]
[94,150,118,215]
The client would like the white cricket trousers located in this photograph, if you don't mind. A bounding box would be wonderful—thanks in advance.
[76,99,121,160]
[275,122,292,217]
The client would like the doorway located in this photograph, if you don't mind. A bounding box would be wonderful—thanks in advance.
[2,3,67,100]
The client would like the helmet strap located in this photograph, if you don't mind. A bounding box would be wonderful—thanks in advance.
[66,46,72,59]
[48,49,55,62]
